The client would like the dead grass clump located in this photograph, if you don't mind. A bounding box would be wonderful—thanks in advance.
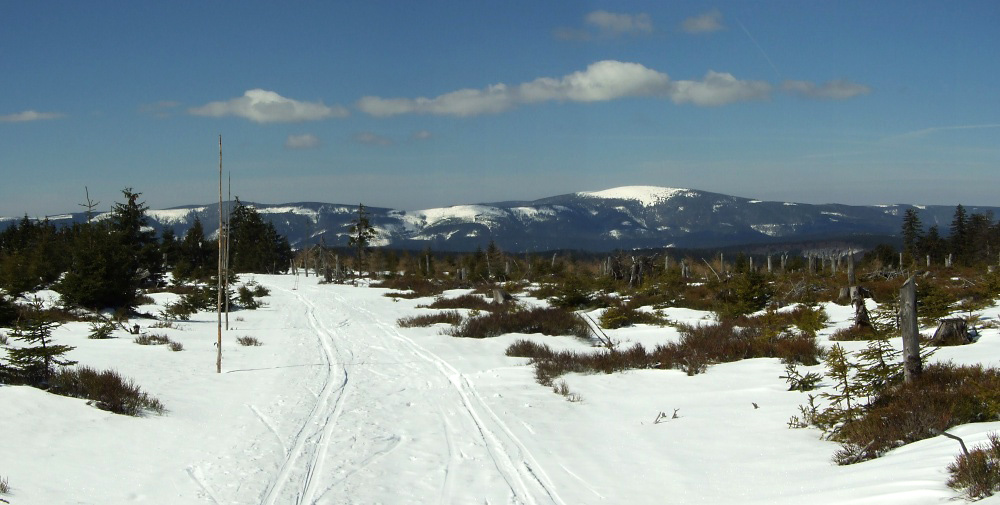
[829,324,879,341]
[50,366,165,416]
[397,311,463,328]
[947,432,1000,500]
[0,474,8,494]
[168,341,184,352]
[666,322,823,371]
[833,364,1000,464]
[133,334,170,345]
[447,306,591,339]
[598,300,669,329]
[236,336,262,346]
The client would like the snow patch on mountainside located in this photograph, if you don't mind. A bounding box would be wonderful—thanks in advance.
[410,205,507,227]
[255,206,320,222]
[578,186,693,207]
[147,208,204,226]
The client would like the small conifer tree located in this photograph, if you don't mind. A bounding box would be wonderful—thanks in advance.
[4,299,76,386]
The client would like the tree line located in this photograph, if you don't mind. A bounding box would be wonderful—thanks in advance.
[0,189,292,316]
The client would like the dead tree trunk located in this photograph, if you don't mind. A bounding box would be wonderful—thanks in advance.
[900,276,922,382]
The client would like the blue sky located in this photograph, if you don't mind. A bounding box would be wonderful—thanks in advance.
[1,1,998,217]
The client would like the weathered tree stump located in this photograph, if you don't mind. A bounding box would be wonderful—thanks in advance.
[931,318,969,346]
[900,277,922,382]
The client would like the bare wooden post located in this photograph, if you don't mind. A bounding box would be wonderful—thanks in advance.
[899,252,904,269]
[927,254,931,268]
[847,251,856,287]
[900,276,921,382]
[767,255,772,274]
[216,135,223,374]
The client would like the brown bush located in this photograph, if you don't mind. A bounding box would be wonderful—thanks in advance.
[420,294,495,311]
[397,311,463,328]
[50,366,165,416]
[447,306,591,339]
[948,432,1000,500]
[833,364,1000,464]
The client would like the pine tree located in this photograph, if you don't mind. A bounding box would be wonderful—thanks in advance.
[901,208,923,262]
[951,204,969,263]
[4,299,76,386]
[817,344,863,431]
[228,199,292,274]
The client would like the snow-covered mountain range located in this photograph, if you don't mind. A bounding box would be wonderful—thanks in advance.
[3,186,994,252]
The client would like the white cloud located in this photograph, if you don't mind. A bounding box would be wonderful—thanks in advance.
[354,131,394,146]
[782,79,871,100]
[358,61,769,117]
[189,89,349,123]
[682,9,725,34]
[585,10,653,36]
[411,130,433,141]
[285,133,321,149]
[0,110,64,122]
[670,71,771,106]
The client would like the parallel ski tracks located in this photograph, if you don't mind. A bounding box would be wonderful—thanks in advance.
[260,289,353,505]
[346,298,566,505]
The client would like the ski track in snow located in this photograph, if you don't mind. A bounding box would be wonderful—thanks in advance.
[348,297,566,505]
[260,289,353,505]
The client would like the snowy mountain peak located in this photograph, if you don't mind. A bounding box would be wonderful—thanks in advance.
[577,186,694,207]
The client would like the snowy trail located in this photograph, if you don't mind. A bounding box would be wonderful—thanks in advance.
[255,280,565,505]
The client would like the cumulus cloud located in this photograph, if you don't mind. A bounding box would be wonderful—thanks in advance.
[189,89,349,123]
[782,79,872,100]
[586,10,653,36]
[682,9,725,34]
[411,130,433,141]
[358,61,769,117]
[354,131,394,146]
[0,110,64,122]
[285,133,321,149]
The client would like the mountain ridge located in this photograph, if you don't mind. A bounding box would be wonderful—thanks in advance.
[2,186,994,253]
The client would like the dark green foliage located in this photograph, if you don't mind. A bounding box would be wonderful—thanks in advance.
[0,217,67,296]
[713,269,774,319]
[916,279,956,325]
[598,299,669,329]
[948,432,1000,500]
[88,320,115,339]
[348,203,378,276]
[0,294,17,326]
[780,363,822,392]
[229,199,293,274]
[397,311,463,328]
[237,283,265,309]
[901,208,923,261]
[446,306,592,339]
[171,217,216,281]
[49,366,165,416]
[3,300,76,386]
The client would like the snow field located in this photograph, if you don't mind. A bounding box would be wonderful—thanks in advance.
[2,275,1000,504]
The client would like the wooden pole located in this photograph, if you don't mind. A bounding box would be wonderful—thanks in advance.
[217,135,223,374]
[900,276,921,382]
[224,172,230,331]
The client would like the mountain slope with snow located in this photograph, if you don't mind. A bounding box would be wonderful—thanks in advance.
[4,186,996,252]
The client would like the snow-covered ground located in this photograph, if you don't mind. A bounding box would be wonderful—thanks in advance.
[2,275,1000,504]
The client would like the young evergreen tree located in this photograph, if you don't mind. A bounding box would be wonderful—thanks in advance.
[951,204,969,263]
[348,203,377,276]
[901,208,923,262]
[4,299,76,386]
[228,199,292,274]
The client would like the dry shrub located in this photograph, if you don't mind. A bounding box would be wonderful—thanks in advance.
[447,306,591,339]
[236,336,262,346]
[829,325,879,341]
[168,341,184,352]
[134,334,170,345]
[397,311,463,328]
[833,364,1000,464]
[948,433,1000,500]
[50,366,165,416]
[598,300,669,329]
[420,294,494,311]
[377,277,447,299]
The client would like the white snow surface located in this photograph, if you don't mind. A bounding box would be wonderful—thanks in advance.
[577,186,694,207]
[2,278,1000,504]
[146,207,205,225]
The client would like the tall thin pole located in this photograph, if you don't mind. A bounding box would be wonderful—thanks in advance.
[224,171,231,330]
[217,135,223,374]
